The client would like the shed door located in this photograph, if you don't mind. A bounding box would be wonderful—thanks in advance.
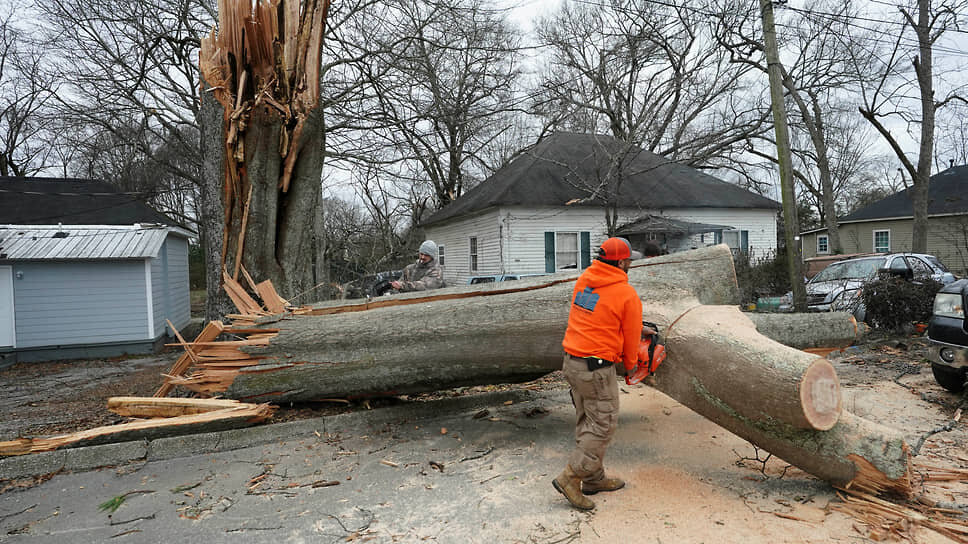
[0,266,14,347]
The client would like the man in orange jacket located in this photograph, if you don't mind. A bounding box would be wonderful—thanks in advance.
[553,237,643,510]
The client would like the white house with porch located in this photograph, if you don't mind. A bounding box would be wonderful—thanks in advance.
[421,132,779,285]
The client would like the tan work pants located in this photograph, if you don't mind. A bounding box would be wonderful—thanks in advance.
[562,353,619,483]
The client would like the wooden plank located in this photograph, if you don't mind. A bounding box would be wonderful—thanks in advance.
[154,320,224,397]
[0,404,275,456]
[107,396,245,418]
[255,280,288,314]
[232,184,253,280]
[240,265,259,293]
[222,271,266,315]
[166,319,199,364]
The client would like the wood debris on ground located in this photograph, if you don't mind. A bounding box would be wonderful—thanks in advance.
[0,399,274,456]
[155,273,311,397]
[832,462,968,542]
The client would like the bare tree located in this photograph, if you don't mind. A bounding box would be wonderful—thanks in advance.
[0,5,59,177]
[716,0,882,255]
[533,0,770,169]
[354,0,523,210]
[36,0,211,187]
[849,0,968,253]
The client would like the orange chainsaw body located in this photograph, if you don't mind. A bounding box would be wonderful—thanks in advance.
[625,321,666,385]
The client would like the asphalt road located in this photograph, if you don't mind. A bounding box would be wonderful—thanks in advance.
[0,389,598,543]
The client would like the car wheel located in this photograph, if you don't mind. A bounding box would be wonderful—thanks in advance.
[931,363,967,394]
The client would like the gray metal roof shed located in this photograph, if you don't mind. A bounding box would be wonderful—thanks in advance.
[0,224,191,364]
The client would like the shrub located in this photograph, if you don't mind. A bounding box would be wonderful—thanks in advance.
[860,275,941,331]
[734,248,792,305]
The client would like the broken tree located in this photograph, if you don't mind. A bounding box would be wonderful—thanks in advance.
[163,244,913,494]
[198,0,331,319]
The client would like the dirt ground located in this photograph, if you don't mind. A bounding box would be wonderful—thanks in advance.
[1,332,966,542]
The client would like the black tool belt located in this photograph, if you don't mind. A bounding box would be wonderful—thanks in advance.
[569,353,614,371]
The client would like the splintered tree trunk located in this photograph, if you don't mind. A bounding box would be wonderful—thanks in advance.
[198,0,330,315]
[166,245,913,494]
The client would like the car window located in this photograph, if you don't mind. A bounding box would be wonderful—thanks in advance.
[907,257,933,278]
[889,257,909,271]
[812,258,887,282]
[924,255,949,272]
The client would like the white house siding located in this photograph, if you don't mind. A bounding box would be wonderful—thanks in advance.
[502,207,619,275]
[423,209,502,285]
[149,235,191,337]
[12,260,150,348]
[425,206,778,282]
[667,208,778,258]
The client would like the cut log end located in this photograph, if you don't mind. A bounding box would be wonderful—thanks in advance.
[799,358,842,431]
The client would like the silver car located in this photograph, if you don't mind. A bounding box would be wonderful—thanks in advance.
[783,253,956,321]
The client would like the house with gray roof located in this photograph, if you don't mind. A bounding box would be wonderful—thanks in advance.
[800,164,968,275]
[0,177,192,364]
[421,132,780,284]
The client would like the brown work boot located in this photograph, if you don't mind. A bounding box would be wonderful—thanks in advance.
[552,466,595,510]
[582,476,625,495]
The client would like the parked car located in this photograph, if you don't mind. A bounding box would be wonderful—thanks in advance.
[467,273,548,285]
[780,253,957,321]
[803,252,878,280]
[926,278,968,393]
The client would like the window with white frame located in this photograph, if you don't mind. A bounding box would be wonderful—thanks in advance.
[469,237,478,272]
[817,235,829,254]
[873,230,890,253]
[438,244,445,267]
[555,232,579,269]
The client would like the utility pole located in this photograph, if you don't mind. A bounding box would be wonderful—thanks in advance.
[760,0,805,311]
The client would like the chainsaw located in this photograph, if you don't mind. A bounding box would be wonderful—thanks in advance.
[625,321,667,386]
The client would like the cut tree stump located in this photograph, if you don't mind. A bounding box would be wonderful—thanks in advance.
[161,244,912,495]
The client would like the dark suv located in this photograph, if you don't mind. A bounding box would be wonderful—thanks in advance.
[926,278,968,393]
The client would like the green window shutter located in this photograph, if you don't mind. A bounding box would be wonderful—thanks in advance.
[741,230,749,251]
[544,232,555,273]
[580,231,591,269]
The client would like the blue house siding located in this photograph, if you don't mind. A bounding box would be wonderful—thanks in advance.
[12,261,150,348]
[150,235,191,337]
[165,235,191,330]
[151,243,166,337]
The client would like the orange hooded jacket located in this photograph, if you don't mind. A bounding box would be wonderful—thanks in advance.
[562,259,643,369]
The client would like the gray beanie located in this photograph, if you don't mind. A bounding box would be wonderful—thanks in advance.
[418,240,438,260]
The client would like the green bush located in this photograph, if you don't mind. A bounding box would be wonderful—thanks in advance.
[860,275,941,331]
[733,248,792,305]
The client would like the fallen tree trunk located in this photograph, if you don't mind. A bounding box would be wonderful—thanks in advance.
[747,311,865,350]
[164,244,912,494]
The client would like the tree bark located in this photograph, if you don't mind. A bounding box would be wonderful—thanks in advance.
[198,88,234,321]
[747,312,864,350]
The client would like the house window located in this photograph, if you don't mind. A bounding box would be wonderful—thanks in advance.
[556,232,579,269]
[469,237,478,272]
[817,235,829,254]
[720,230,749,252]
[544,231,591,272]
[438,245,445,267]
[873,230,890,253]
